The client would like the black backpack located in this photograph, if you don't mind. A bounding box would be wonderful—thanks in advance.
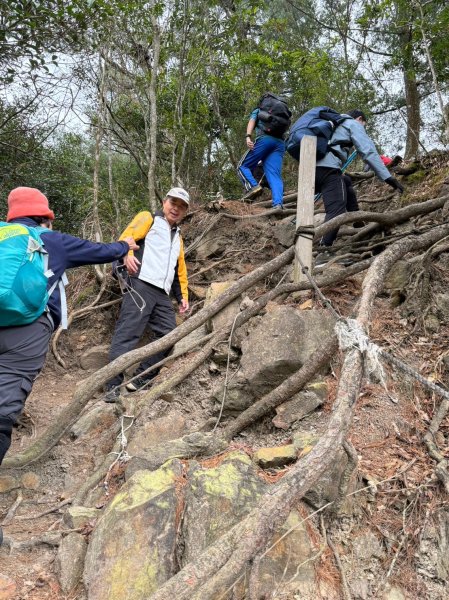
[286,106,351,161]
[257,93,292,138]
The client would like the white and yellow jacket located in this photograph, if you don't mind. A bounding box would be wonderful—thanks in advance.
[119,210,188,303]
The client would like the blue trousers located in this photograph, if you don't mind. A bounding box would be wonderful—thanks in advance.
[237,136,285,207]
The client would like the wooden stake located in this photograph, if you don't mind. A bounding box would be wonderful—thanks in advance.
[294,135,316,283]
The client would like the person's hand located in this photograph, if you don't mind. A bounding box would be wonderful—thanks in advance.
[246,136,255,150]
[385,177,404,194]
[124,254,141,275]
[179,299,190,314]
[123,236,139,251]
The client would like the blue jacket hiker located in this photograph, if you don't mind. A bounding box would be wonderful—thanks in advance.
[0,187,138,472]
[237,94,291,208]
[316,109,404,247]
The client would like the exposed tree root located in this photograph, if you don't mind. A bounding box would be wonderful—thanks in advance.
[331,441,359,516]
[423,397,449,493]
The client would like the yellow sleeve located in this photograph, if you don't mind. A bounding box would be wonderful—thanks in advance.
[119,211,153,256]
[178,237,189,301]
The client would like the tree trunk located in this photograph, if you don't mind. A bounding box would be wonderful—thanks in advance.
[147,7,161,212]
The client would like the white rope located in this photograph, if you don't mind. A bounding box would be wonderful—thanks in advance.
[335,318,387,387]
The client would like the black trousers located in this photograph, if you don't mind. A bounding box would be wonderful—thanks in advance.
[107,279,176,389]
[0,314,53,464]
[315,167,359,246]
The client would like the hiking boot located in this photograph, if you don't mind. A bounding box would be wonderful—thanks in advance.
[104,387,121,403]
[243,185,263,201]
[126,377,152,393]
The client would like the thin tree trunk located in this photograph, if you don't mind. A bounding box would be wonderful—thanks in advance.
[147,6,161,212]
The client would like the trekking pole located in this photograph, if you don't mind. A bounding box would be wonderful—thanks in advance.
[314,150,358,203]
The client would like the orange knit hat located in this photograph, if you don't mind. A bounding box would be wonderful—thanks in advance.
[7,187,55,222]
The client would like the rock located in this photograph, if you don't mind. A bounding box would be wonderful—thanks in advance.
[205,281,242,333]
[213,306,335,414]
[195,231,224,260]
[352,531,385,561]
[424,313,440,332]
[127,413,186,457]
[384,260,411,294]
[172,323,208,356]
[64,506,99,530]
[273,381,327,429]
[212,346,239,364]
[188,284,207,299]
[293,432,349,508]
[79,345,110,370]
[434,293,449,322]
[253,445,297,468]
[182,451,315,597]
[293,431,319,454]
[56,532,87,593]
[125,432,227,479]
[70,403,117,439]
[182,451,266,564]
[84,460,184,600]
[0,575,16,600]
[272,217,295,247]
[0,475,18,493]
[20,472,40,490]
[257,509,315,591]
[382,585,407,600]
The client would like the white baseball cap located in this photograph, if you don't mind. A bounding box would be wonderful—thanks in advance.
[166,187,190,206]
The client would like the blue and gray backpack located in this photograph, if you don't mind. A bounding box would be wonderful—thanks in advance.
[286,106,351,161]
[0,222,67,327]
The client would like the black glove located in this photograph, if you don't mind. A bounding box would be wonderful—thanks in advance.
[385,177,404,194]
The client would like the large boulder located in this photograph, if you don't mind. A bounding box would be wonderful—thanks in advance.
[182,451,266,564]
[181,450,315,596]
[83,460,183,600]
[212,306,335,414]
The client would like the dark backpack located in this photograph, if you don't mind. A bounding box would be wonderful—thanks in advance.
[257,93,292,138]
[286,106,351,161]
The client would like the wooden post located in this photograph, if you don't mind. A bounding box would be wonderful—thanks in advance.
[293,135,316,283]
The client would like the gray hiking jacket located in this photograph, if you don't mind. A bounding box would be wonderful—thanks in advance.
[316,118,391,181]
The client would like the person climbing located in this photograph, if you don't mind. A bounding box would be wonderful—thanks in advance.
[237,93,291,209]
[0,188,137,468]
[105,188,190,402]
[315,109,404,252]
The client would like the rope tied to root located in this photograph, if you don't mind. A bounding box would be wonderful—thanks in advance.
[335,318,387,387]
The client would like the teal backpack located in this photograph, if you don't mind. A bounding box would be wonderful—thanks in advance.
[0,222,66,327]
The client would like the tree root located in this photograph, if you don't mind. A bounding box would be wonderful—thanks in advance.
[423,397,449,493]
[330,440,359,516]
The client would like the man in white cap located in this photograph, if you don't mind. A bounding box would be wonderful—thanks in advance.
[105,188,190,401]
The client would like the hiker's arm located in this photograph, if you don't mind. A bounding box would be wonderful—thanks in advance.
[119,211,153,256]
[246,109,258,149]
[349,121,391,181]
[176,238,189,309]
[51,232,131,269]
